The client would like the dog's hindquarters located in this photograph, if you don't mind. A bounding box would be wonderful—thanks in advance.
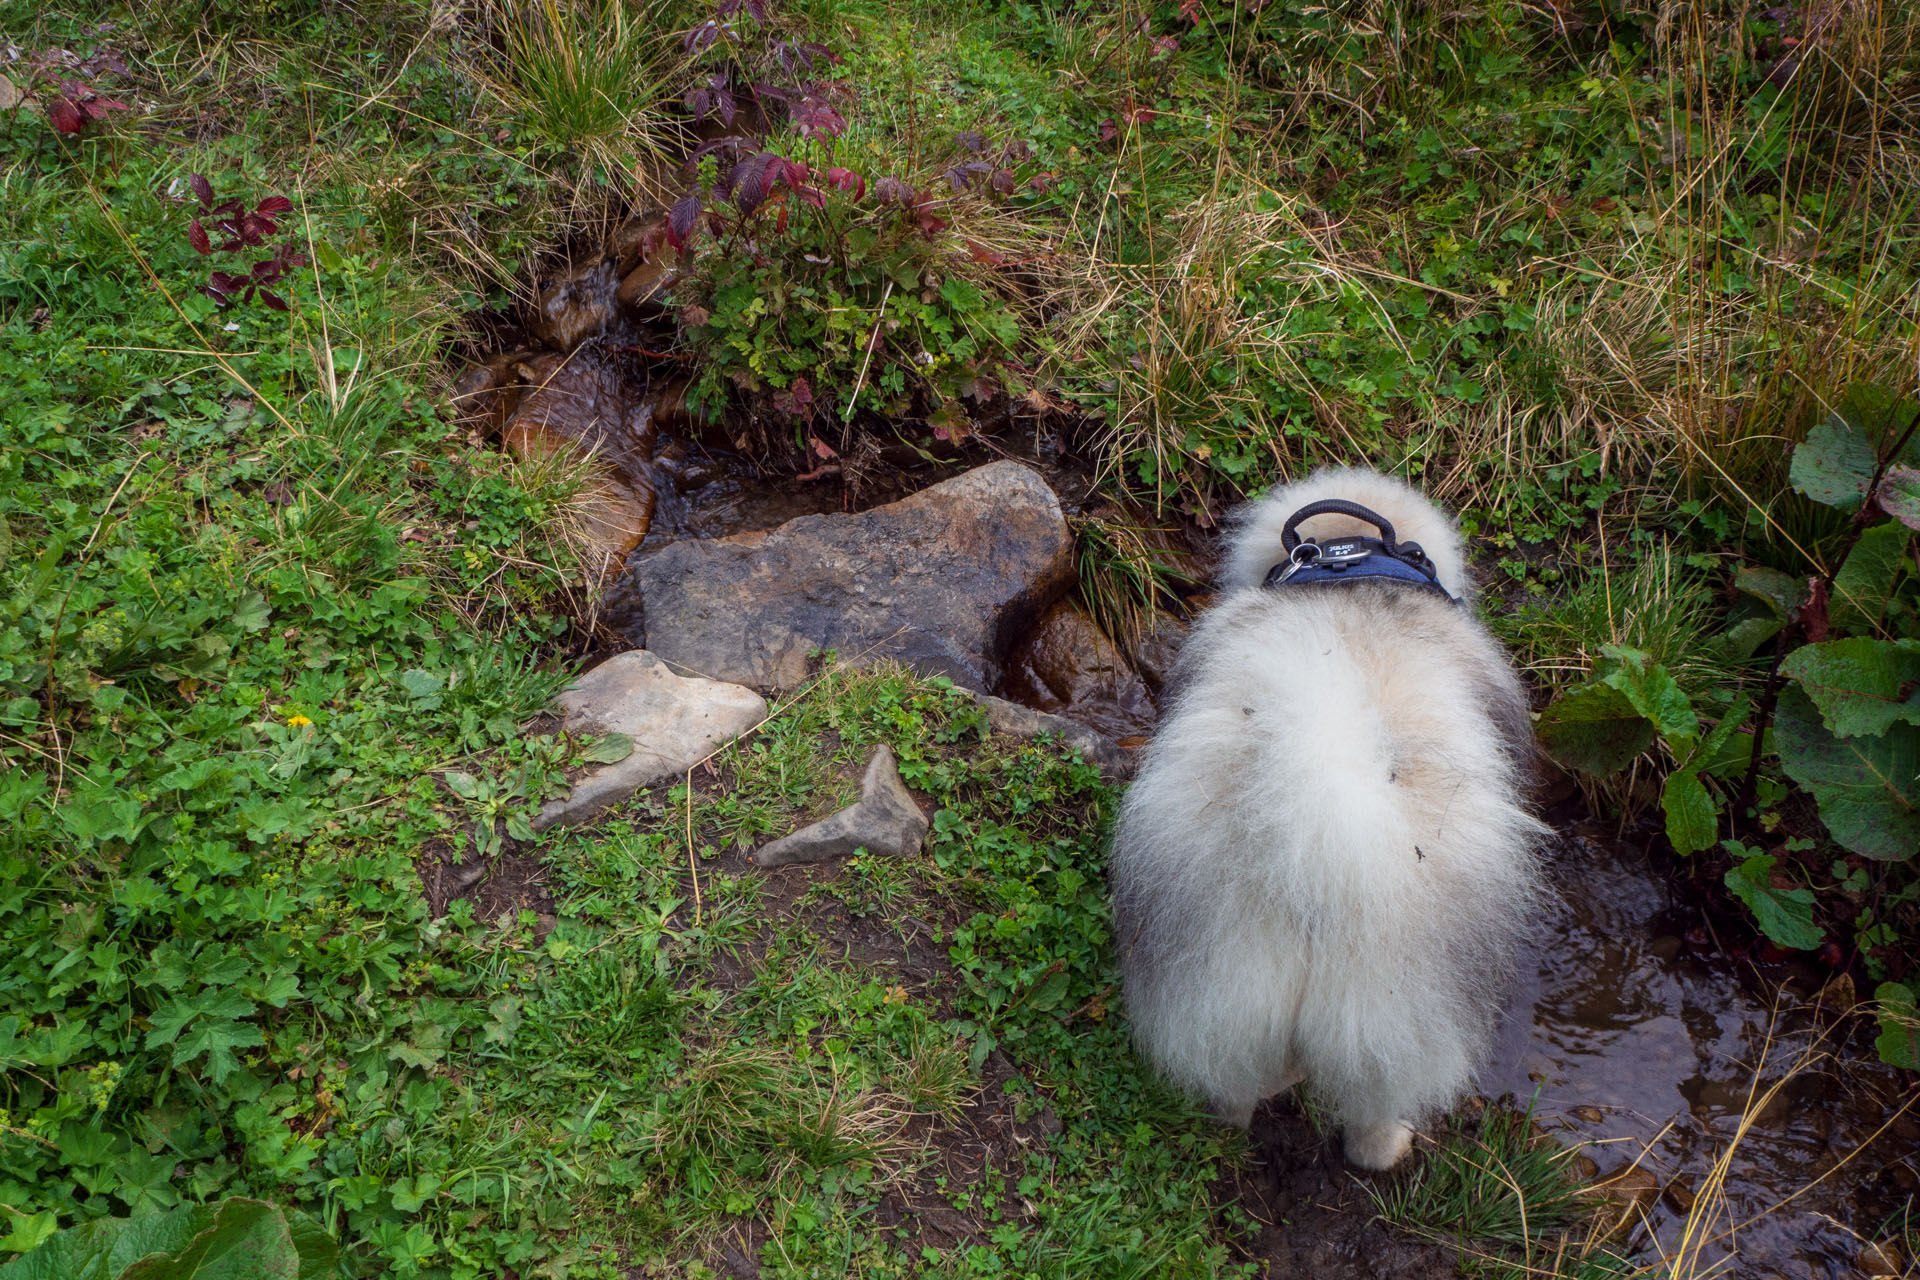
[1110,588,1543,1144]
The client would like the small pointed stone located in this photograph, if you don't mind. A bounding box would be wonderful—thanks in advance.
[754,745,929,868]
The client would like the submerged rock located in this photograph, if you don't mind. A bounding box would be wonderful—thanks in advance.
[532,650,766,831]
[451,347,693,560]
[625,461,1073,692]
[528,212,679,349]
[1000,601,1157,740]
[754,745,929,867]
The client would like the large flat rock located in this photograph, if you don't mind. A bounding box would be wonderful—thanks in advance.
[532,650,766,831]
[623,461,1073,691]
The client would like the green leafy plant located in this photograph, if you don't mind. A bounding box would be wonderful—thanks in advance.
[0,1198,336,1280]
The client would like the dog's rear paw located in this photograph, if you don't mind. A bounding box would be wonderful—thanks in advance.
[1344,1121,1414,1170]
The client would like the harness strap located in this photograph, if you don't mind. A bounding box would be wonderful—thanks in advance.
[1263,501,1457,603]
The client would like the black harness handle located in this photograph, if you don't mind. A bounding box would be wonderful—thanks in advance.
[1279,499,1400,555]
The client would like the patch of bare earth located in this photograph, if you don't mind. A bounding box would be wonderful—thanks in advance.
[1220,1099,1461,1279]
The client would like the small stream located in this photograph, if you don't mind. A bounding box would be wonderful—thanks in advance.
[456,218,1917,1275]
[1492,828,1916,1278]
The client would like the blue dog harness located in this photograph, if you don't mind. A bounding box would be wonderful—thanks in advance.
[1262,498,1457,603]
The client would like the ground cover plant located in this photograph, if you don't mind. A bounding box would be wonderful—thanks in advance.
[2,0,1917,1273]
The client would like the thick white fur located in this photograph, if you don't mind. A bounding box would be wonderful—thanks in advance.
[1109,468,1546,1168]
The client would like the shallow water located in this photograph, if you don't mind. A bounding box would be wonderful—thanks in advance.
[1489,830,1917,1277]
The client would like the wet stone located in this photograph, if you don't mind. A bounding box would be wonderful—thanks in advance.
[532,650,766,831]
[625,461,1073,692]
[529,257,622,352]
[754,745,929,868]
[1000,600,1157,741]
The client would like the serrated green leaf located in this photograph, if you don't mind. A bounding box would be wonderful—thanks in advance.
[1775,685,1920,860]
[1598,646,1699,747]
[580,732,634,764]
[1722,851,1823,950]
[1875,982,1919,1070]
[1662,768,1718,854]
[1830,520,1911,635]
[1536,681,1654,776]
[230,592,271,633]
[1790,414,1876,511]
[1780,637,1920,737]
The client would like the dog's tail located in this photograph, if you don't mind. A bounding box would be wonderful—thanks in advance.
[1218,467,1474,602]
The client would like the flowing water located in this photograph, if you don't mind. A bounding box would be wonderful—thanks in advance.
[1491,828,1916,1278]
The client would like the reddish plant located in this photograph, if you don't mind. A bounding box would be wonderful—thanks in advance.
[183,173,308,312]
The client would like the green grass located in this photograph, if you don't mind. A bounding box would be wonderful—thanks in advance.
[2,0,1915,1271]
[1373,1105,1641,1280]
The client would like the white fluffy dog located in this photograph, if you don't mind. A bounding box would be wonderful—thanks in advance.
[1109,467,1546,1169]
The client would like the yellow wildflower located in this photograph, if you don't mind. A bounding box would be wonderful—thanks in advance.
[286,714,313,728]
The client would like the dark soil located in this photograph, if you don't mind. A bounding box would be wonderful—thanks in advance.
[1223,1099,1462,1280]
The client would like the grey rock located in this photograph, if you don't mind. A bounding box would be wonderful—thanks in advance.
[625,461,1073,692]
[754,745,930,867]
[532,650,766,831]
[972,692,1132,780]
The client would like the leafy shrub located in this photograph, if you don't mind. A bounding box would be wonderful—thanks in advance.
[1535,381,1920,1060]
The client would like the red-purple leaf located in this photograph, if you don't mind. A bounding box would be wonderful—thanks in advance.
[824,166,864,199]
[48,96,85,134]
[989,168,1016,195]
[256,195,293,216]
[667,193,703,249]
[873,176,913,206]
[742,0,767,22]
[259,289,288,312]
[956,130,987,154]
[796,186,826,210]
[190,173,215,208]
[188,218,212,255]
[790,98,846,138]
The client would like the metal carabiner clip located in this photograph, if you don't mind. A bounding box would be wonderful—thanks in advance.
[1269,541,1322,586]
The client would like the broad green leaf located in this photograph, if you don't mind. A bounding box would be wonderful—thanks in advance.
[145,990,256,1048]
[119,1199,300,1280]
[399,668,445,707]
[1719,615,1784,662]
[1722,851,1823,950]
[1775,685,1920,860]
[580,732,634,764]
[1780,637,1920,737]
[442,771,482,801]
[1734,565,1804,620]
[504,811,535,842]
[1875,982,1919,1070]
[1879,464,1920,532]
[230,592,271,633]
[1661,769,1718,854]
[0,1199,333,1280]
[170,1017,265,1083]
[1830,520,1911,635]
[0,1213,58,1260]
[1598,646,1699,747]
[1790,413,1875,511]
[1535,681,1655,776]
